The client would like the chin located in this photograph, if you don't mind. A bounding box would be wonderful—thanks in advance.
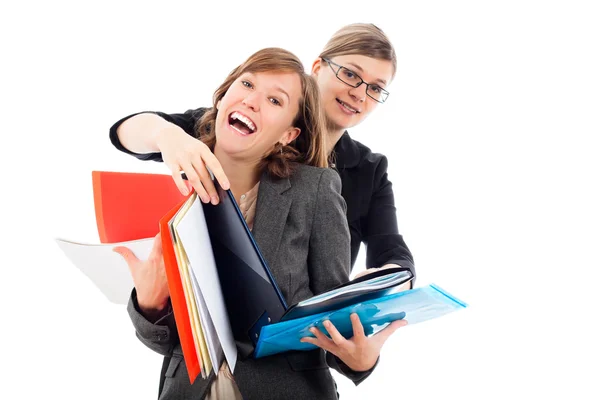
[329,113,356,131]
[219,140,248,156]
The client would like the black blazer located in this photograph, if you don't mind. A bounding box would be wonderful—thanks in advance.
[110,108,415,279]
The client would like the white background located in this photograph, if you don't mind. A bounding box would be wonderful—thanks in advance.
[2,1,599,399]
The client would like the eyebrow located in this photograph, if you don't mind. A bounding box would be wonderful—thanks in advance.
[273,86,290,102]
[244,72,290,102]
[346,62,388,86]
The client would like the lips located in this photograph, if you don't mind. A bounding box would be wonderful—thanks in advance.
[228,111,257,135]
[336,98,360,114]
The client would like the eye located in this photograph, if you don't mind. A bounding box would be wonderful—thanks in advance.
[370,85,382,94]
[269,97,281,106]
[343,69,356,79]
[241,80,254,89]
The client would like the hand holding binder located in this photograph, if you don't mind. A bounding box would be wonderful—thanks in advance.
[300,312,407,372]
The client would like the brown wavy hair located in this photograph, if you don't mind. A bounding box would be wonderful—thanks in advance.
[319,23,397,79]
[194,47,328,178]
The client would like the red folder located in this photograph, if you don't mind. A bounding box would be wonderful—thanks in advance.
[92,171,201,383]
[92,171,186,243]
[160,194,201,383]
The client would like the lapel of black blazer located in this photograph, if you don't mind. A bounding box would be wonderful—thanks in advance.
[252,171,292,273]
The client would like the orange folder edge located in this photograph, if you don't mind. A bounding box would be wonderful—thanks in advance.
[160,193,201,384]
[92,171,109,243]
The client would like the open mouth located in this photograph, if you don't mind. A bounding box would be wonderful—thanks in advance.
[336,99,360,114]
[228,111,257,135]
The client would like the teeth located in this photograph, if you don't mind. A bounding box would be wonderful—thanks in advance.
[338,99,358,113]
[232,111,256,132]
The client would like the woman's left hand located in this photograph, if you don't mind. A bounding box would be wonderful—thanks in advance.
[300,313,407,372]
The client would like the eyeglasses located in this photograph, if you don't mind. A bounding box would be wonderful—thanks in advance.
[322,58,390,103]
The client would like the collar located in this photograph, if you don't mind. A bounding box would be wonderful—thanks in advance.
[331,131,360,169]
[260,169,291,194]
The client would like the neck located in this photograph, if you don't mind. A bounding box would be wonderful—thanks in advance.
[325,119,347,156]
[214,144,262,203]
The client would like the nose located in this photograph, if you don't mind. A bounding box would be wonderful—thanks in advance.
[242,91,261,112]
[348,83,366,103]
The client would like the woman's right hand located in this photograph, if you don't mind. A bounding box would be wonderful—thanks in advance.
[156,126,230,204]
[114,233,169,315]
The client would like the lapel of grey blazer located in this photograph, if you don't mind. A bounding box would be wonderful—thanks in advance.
[252,171,292,272]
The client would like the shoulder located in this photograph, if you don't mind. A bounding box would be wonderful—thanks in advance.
[334,132,388,172]
[354,138,388,169]
[340,135,389,181]
[289,164,342,194]
[184,107,210,121]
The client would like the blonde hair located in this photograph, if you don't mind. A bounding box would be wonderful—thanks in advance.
[195,48,328,178]
[319,23,397,79]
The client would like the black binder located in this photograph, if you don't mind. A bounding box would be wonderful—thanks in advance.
[202,185,287,353]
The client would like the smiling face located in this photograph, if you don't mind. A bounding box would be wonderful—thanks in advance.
[214,71,302,162]
[312,54,394,132]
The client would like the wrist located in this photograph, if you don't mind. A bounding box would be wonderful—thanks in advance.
[153,123,173,152]
[154,118,189,153]
[347,359,377,372]
[137,293,168,315]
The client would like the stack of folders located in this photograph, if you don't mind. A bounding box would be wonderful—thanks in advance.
[55,171,468,384]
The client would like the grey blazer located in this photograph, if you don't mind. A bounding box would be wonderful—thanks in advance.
[128,165,376,400]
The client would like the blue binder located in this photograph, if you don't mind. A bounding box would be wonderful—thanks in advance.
[254,284,468,358]
[200,179,466,359]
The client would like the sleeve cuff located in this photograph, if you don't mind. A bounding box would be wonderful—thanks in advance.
[326,352,379,386]
[127,288,175,344]
[381,260,416,287]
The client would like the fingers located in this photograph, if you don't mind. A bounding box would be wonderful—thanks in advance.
[113,246,136,262]
[202,150,230,191]
[353,268,376,280]
[322,320,347,347]
[190,155,219,205]
[350,313,366,340]
[300,334,317,344]
[113,246,139,274]
[169,165,191,196]
[148,234,166,271]
[171,158,226,205]
[162,138,229,201]
[353,267,380,280]
[300,326,333,352]
[299,335,322,349]
[373,318,408,346]
[353,270,368,279]
[151,233,163,257]
[179,161,210,203]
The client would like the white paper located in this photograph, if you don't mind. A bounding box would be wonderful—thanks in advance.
[54,237,154,305]
[298,271,412,306]
[176,196,238,372]
[191,272,224,373]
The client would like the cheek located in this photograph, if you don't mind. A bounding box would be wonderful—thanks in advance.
[357,104,375,121]
[320,85,338,105]
[365,100,380,115]
[317,76,336,98]
[327,80,351,101]
[215,108,229,130]
[261,117,289,145]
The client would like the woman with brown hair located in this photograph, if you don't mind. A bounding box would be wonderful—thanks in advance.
[111,23,415,282]
[114,46,406,399]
